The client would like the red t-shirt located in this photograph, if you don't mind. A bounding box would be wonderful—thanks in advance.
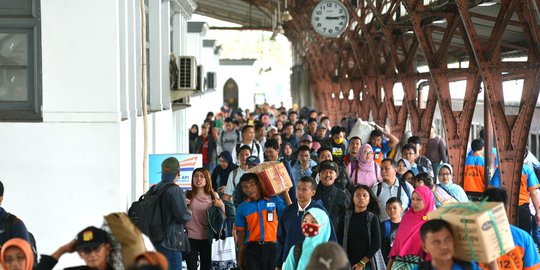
[201,136,209,164]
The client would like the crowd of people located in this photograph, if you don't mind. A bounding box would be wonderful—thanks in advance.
[182,104,540,270]
[2,103,540,270]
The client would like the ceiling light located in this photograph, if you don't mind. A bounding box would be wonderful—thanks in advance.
[282,10,293,22]
[432,18,447,24]
[478,1,498,6]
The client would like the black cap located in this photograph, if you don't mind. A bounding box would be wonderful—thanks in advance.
[318,160,339,174]
[76,226,109,251]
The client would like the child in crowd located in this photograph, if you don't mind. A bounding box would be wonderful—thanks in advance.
[380,197,403,264]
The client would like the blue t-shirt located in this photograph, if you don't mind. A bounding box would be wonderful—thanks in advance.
[412,261,481,270]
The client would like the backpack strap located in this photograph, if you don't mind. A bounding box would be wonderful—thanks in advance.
[152,182,176,197]
[235,143,241,157]
[232,168,239,187]
[384,220,391,241]
[437,184,459,201]
[399,180,412,209]
[376,183,382,197]
[293,240,304,267]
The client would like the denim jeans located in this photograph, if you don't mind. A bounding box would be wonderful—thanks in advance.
[155,243,183,270]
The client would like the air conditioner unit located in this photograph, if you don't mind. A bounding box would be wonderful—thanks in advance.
[178,56,197,90]
[196,65,205,92]
[207,72,217,90]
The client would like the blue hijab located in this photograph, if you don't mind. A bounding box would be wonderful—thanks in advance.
[217,151,237,187]
[283,207,332,270]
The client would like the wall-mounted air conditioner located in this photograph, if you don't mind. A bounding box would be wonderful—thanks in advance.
[207,72,217,90]
[178,56,197,90]
[196,65,205,92]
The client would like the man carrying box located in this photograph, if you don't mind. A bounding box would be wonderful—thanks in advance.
[414,219,481,270]
[481,188,540,270]
[235,173,292,270]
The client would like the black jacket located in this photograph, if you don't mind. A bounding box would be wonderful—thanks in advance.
[313,184,350,231]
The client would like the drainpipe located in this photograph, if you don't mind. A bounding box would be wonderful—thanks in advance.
[140,0,149,192]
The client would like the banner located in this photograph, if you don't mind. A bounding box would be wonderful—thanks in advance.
[148,154,203,189]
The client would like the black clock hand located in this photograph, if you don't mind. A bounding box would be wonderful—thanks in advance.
[326,16,340,20]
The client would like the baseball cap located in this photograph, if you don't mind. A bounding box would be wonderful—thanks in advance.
[318,160,339,174]
[267,126,278,132]
[317,124,327,130]
[300,134,313,142]
[75,226,109,252]
[246,156,261,166]
[161,157,180,174]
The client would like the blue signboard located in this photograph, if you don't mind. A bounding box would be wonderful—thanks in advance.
[148,153,203,189]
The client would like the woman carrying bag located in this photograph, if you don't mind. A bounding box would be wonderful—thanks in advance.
[185,168,225,270]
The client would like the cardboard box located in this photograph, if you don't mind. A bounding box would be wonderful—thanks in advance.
[248,162,293,197]
[427,202,514,263]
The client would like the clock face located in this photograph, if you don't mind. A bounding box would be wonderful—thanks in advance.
[311,0,349,38]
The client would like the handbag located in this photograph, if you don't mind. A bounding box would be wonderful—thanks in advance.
[211,237,237,270]
[391,255,422,270]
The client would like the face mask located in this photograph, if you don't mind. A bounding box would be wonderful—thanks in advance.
[302,223,320,237]
[333,137,344,144]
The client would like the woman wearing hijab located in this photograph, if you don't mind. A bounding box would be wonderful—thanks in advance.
[433,163,469,206]
[387,185,435,270]
[347,144,382,187]
[189,124,199,154]
[210,151,238,236]
[1,238,34,270]
[211,151,238,195]
[283,208,332,270]
[396,159,411,180]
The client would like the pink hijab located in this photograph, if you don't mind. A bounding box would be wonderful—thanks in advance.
[347,144,381,187]
[389,185,435,258]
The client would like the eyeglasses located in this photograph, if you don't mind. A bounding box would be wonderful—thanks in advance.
[363,151,374,155]
[78,244,105,256]
[438,173,452,177]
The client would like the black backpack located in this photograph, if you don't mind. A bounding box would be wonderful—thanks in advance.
[2,213,38,270]
[128,183,176,243]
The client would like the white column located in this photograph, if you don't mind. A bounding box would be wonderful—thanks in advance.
[119,0,129,120]
[161,0,171,109]
[149,0,163,111]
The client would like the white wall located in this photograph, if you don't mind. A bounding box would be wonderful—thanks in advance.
[0,0,196,268]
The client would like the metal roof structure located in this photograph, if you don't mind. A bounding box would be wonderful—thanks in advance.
[193,0,540,224]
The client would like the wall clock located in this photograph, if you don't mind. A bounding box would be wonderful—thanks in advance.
[311,0,350,38]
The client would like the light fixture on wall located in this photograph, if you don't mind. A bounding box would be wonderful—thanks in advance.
[282,0,293,22]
